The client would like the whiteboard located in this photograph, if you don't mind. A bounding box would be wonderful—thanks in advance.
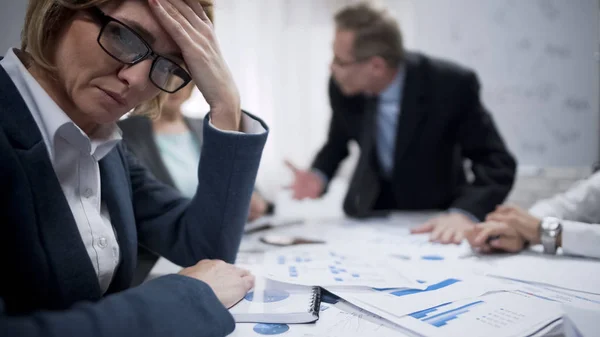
[387,0,600,166]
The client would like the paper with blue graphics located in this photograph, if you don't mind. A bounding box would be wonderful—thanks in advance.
[395,292,563,337]
[507,280,600,312]
[263,245,423,289]
[361,229,473,261]
[327,275,524,323]
[477,254,600,295]
[229,278,319,324]
[229,298,410,337]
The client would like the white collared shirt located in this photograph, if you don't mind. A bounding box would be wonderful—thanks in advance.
[1,49,122,293]
[529,171,600,259]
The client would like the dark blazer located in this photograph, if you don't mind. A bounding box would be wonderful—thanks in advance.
[0,64,268,337]
[312,52,516,220]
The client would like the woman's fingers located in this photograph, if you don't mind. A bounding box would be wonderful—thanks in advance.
[149,0,193,45]
[183,0,213,25]
[166,0,206,32]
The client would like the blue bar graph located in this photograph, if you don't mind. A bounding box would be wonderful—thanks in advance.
[375,278,461,297]
[409,302,453,319]
[410,300,485,327]
[421,255,445,261]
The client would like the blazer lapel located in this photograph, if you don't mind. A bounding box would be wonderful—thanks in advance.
[393,53,429,168]
[100,149,137,293]
[0,66,102,306]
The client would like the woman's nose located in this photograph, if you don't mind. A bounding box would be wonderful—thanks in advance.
[117,59,153,90]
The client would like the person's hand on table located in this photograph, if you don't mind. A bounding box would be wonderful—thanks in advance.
[410,212,475,244]
[179,260,254,308]
[465,221,528,253]
[486,204,542,245]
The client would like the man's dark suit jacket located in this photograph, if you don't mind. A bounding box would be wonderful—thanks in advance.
[0,64,268,337]
[312,52,516,220]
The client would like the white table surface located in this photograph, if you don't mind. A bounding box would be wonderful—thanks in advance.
[148,199,600,336]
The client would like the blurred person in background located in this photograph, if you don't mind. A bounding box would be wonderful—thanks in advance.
[286,1,516,244]
[119,82,273,285]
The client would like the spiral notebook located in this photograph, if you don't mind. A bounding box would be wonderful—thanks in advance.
[229,279,321,324]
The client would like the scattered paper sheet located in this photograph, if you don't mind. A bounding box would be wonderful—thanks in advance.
[463,253,600,295]
[328,275,524,324]
[395,291,563,337]
[562,305,600,337]
[262,245,424,289]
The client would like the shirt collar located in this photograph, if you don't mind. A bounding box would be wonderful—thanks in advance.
[0,48,121,161]
[379,65,406,103]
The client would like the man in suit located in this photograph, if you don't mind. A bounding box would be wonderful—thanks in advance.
[287,2,516,244]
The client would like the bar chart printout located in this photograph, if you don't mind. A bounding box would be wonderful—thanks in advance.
[396,292,563,337]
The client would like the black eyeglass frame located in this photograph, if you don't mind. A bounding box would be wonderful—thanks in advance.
[89,7,191,93]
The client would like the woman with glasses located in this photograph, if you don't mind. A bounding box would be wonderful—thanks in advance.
[0,0,267,336]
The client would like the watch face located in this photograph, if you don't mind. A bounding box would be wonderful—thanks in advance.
[542,218,561,231]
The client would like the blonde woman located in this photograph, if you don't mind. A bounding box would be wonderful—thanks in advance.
[0,0,268,336]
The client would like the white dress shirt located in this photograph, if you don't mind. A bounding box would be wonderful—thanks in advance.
[1,49,122,293]
[529,170,600,259]
[1,48,266,292]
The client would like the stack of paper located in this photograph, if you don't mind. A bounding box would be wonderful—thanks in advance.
[327,276,524,324]
[236,218,600,337]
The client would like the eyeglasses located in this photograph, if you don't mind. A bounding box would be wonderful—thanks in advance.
[332,56,369,68]
[89,7,191,93]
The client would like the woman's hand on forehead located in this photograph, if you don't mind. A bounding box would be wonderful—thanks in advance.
[149,0,241,131]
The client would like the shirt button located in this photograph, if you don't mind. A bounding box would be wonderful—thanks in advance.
[83,188,93,198]
[98,237,108,248]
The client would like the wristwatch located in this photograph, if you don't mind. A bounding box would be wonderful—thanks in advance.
[540,217,562,254]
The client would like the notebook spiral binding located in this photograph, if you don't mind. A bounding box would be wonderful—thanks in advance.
[308,286,322,318]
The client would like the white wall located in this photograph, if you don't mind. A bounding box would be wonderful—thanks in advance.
[0,0,27,53]
[409,0,600,167]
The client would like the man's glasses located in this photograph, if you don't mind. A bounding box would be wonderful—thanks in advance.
[89,7,191,93]
[332,56,369,68]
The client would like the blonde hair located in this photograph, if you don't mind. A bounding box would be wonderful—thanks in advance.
[21,0,214,119]
[334,1,403,67]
